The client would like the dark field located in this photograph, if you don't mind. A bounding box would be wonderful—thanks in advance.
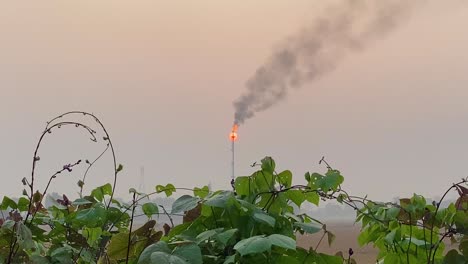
[297,222,378,263]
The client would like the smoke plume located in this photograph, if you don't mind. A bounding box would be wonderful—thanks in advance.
[233,0,420,125]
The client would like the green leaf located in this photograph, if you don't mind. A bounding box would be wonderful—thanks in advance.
[83,227,102,247]
[305,192,320,206]
[384,253,402,264]
[171,195,199,214]
[142,202,159,217]
[261,156,276,173]
[195,229,219,244]
[18,197,30,211]
[234,177,251,196]
[72,198,93,206]
[223,255,236,264]
[234,236,271,256]
[2,220,15,229]
[443,249,466,264]
[216,229,238,246]
[205,191,233,208]
[317,170,344,192]
[149,252,172,263]
[51,247,73,264]
[75,204,107,227]
[285,190,305,207]
[308,173,324,189]
[141,242,202,264]
[253,212,276,227]
[172,243,203,264]
[156,184,176,197]
[275,255,300,264]
[138,242,171,264]
[193,186,209,198]
[0,196,17,210]
[267,234,296,250]
[91,183,113,202]
[16,222,35,249]
[315,253,344,264]
[386,207,401,219]
[294,222,322,234]
[277,170,292,188]
[385,230,397,244]
[254,171,274,192]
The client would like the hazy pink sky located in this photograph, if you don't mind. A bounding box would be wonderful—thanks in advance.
[1,1,468,201]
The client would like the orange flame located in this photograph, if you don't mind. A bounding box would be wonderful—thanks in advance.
[229,124,239,141]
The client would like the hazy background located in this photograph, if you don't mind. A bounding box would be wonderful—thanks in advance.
[1,1,467,202]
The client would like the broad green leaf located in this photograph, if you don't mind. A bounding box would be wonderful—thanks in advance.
[149,252,172,263]
[205,191,233,208]
[305,192,320,206]
[167,223,191,238]
[142,202,159,217]
[383,253,402,264]
[71,198,93,206]
[443,249,466,264]
[223,255,236,264]
[196,229,219,244]
[138,242,171,264]
[317,170,344,192]
[285,190,305,207]
[91,183,113,202]
[254,171,274,192]
[267,234,296,250]
[172,244,203,264]
[193,186,209,199]
[234,177,251,196]
[275,255,300,264]
[146,243,202,264]
[2,220,15,229]
[294,222,322,234]
[17,197,30,212]
[253,212,276,227]
[284,212,302,222]
[385,230,396,244]
[234,236,271,256]
[0,196,17,210]
[16,222,34,249]
[277,170,292,188]
[83,227,102,247]
[386,207,401,220]
[51,247,73,264]
[261,156,276,173]
[315,253,343,264]
[308,173,324,189]
[171,195,199,214]
[107,207,130,228]
[460,236,468,258]
[156,184,176,197]
[216,229,238,246]
[75,204,107,227]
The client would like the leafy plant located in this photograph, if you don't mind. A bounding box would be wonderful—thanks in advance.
[0,112,465,264]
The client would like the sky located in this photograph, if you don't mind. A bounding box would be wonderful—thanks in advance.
[1,1,468,202]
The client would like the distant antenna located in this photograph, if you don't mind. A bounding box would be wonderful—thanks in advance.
[138,166,146,193]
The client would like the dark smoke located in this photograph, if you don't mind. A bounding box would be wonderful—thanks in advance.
[233,0,420,125]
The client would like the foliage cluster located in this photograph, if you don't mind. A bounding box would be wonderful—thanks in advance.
[0,112,466,264]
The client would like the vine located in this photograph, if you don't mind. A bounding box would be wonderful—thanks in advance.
[0,112,465,263]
